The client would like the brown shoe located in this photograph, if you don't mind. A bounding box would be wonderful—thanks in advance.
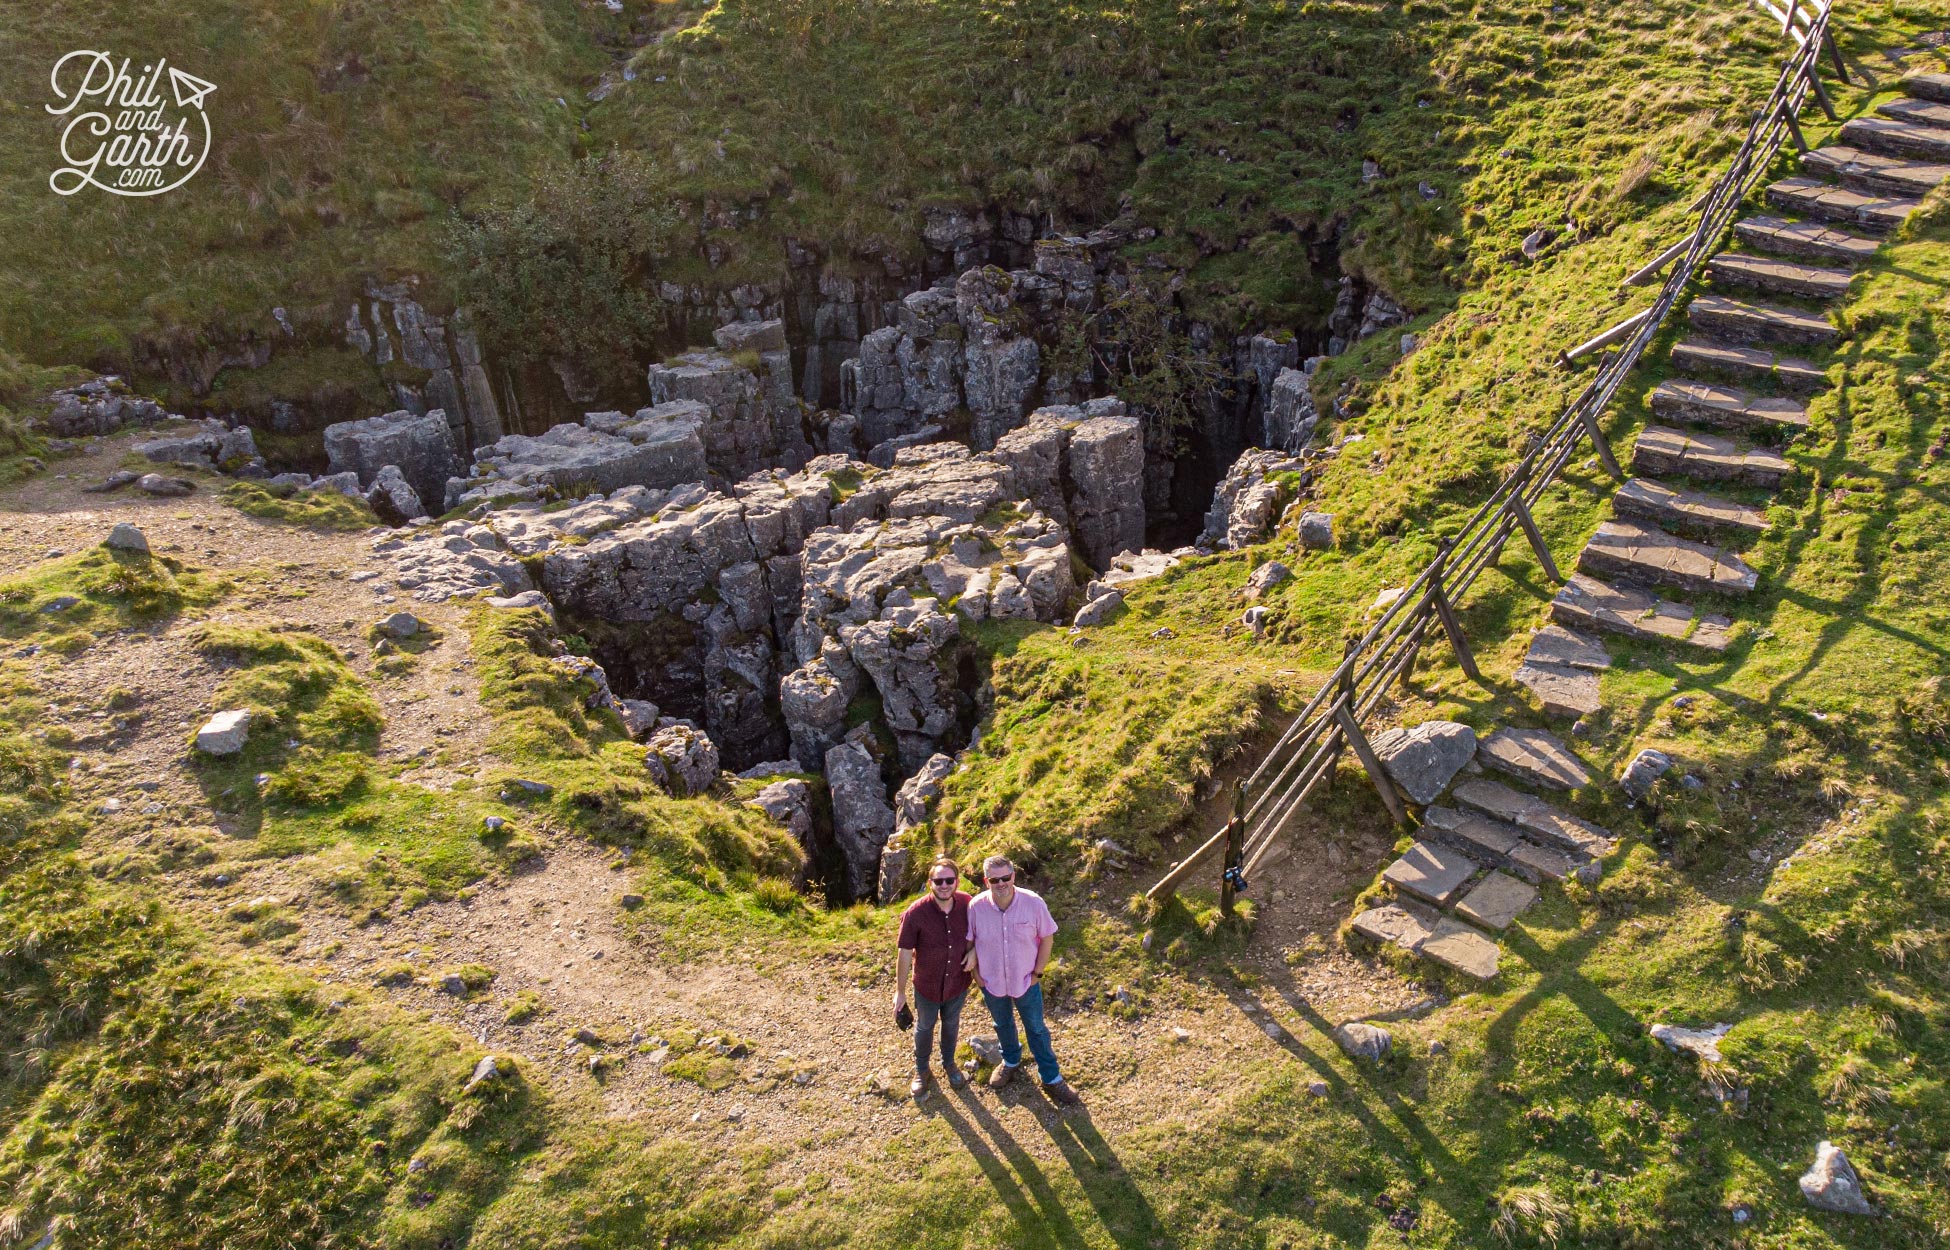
[1043,1079,1081,1107]
[987,1063,1020,1089]
[910,1073,930,1098]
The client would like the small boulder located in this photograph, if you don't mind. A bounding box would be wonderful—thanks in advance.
[1072,590,1125,629]
[376,611,424,640]
[462,1055,505,1096]
[137,473,194,496]
[103,523,149,554]
[1618,748,1674,800]
[1299,512,1334,551]
[643,723,720,797]
[1649,1021,1731,1064]
[1245,561,1291,597]
[1242,605,1270,638]
[1370,721,1477,805]
[1333,1022,1392,1063]
[614,698,660,740]
[1799,1141,1874,1215]
[194,709,252,756]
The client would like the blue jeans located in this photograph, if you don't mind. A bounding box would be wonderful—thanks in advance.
[982,983,1061,1084]
[914,991,966,1075]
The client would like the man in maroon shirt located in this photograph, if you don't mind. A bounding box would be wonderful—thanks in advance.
[894,856,973,1097]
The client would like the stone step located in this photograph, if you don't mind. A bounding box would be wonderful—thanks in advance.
[1687,293,1837,350]
[1514,626,1609,719]
[1632,425,1791,490]
[1731,214,1880,267]
[1668,340,1827,395]
[1904,73,1950,105]
[1578,518,1759,597]
[1802,144,1950,199]
[1424,804,1527,866]
[1479,726,1592,791]
[1454,872,1540,932]
[1613,477,1771,540]
[1452,776,1614,860]
[1550,571,1734,651]
[1381,841,1480,907]
[1526,624,1612,671]
[1706,252,1854,301]
[1648,378,1809,437]
[1515,660,1601,719]
[1424,804,1592,888]
[1764,177,1917,235]
[1839,117,1950,163]
[1420,915,1503,979]
[1349,896,1501,978]
[1877,97,1950,129]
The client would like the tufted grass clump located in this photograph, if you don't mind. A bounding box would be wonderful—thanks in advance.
[221,480,378,531]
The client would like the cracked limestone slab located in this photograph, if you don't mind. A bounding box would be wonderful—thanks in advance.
[1417,916,1501,979]
[1479,726,1592,791]
[1381,841,1479,907]
[1454,872,1538,931]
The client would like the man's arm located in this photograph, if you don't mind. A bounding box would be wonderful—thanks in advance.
[895,946,912,1009]
[1033,932,1055,979]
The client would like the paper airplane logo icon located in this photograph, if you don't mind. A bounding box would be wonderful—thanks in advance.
[167,65,216,110]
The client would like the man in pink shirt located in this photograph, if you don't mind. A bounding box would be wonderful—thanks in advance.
[962,854,1080,1106]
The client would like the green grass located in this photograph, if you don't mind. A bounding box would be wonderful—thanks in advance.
[221,479,378,531]
[184,623,531,912]
[0,0,606,404]
[0,547,229,651]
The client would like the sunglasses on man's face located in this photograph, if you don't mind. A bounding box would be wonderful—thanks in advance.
[986,874,1013,884]
[930,876,957,886]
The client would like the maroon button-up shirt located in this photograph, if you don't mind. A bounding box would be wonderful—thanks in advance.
[897,890,972,1004]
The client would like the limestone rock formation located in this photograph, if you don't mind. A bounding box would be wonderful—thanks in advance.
[826,730,895,901]
[1264,368,1320,453]
[642,721,722,797]
[444,405,708,511]
[323,409,466,507]
[134,418,262,474]
[648,341,809,480]
[1199,449,1306,551]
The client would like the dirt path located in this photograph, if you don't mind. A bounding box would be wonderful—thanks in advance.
[4,429,1428,1171]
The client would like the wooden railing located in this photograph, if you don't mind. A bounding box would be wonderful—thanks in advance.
[1149,0,1841,906]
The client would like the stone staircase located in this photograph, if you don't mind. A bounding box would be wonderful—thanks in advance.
[1349,69,1949,985]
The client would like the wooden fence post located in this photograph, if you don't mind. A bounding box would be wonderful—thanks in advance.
[1219,781,1248,916]
[1427,538,1484,685]
[1333,705,1409,830]
[1508,470,1563,583]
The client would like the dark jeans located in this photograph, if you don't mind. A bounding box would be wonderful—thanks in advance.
[982,983,1061,1084]
[914,990,966,1075]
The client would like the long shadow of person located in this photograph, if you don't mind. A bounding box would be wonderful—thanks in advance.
[1039,1106,1177,1249]
[928,1088,1095,1249]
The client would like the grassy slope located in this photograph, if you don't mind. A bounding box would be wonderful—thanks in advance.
[2,8,1949,1250]
[0,0,603,380]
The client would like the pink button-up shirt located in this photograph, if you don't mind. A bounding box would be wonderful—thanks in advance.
[966,887,1058,1000]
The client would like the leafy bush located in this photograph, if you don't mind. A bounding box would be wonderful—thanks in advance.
[443,151,678,396]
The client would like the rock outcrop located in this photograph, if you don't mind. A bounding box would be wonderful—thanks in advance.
[647,334,810,480]
[323,408,466,507]
[442,405,708,511]
[134,418,262,475]
[1199,448,1306,551]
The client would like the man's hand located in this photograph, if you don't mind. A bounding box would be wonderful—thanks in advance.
[893,991,908,1014]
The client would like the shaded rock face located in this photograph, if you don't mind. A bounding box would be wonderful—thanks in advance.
[341,281,504,453]
[1198,448,1307,551]
[991,402,1145,569]
[826,731,896,901]
[1263,368,1320,454]
[647,341,810,480]
[323,408,466,507]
